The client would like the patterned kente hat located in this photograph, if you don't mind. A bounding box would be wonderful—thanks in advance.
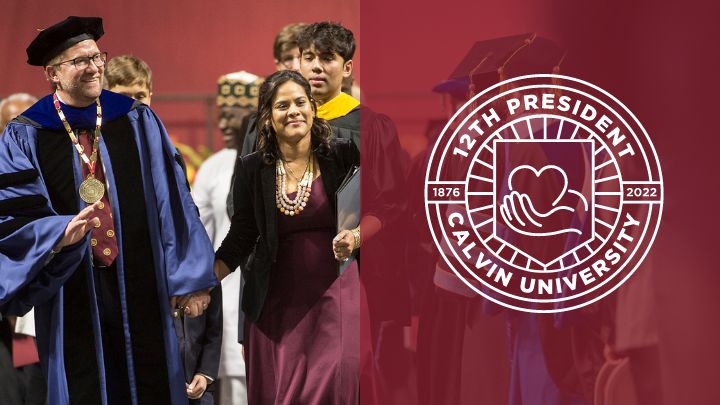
[217,71,264,108]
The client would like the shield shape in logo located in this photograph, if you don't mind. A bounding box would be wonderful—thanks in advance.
[493,139,595,269]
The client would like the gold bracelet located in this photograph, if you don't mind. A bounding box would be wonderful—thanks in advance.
[351,227,361,249]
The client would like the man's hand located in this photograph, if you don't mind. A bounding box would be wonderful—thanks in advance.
[171,290,211,318]
[186,374,208,399]
[54,202,101,251]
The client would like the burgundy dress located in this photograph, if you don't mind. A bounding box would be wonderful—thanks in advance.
[244,176,359,405]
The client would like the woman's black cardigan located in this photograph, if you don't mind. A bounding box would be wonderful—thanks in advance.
[215,138,359,322]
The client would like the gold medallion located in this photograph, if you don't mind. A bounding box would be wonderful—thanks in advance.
[79,176,105,204]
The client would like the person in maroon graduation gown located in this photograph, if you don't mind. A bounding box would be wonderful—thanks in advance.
[214,70,360,404]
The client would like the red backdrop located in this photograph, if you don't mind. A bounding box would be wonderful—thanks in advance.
[361,0,720,404]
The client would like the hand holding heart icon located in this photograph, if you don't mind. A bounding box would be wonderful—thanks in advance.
[499,164,588,237]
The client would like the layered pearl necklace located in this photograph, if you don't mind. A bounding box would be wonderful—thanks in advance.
[276,155,314,216]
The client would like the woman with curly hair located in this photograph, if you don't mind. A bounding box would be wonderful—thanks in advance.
[214,70,360,404]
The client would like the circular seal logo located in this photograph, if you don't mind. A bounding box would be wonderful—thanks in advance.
[424,74,663,313]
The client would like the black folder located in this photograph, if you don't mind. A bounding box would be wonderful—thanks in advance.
[336,166,360,275]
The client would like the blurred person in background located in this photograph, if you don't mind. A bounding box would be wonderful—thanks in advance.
[1,93,46,405]
[273,22,306,72]
[103,55,153,105]
[104,54,208,183]
[0,93,37,129]
[193,71,264,405]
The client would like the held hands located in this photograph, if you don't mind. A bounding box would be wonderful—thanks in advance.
[170,290,211,318]
[186,374,209,400]
[168,261,228,319]
[53,202,101,252]
[332,227,360,262]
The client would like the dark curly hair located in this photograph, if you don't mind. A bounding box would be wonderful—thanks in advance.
[297,21,355,62]
[256,70,332,164]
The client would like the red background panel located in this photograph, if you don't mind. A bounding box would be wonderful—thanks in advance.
[362,0,720,404]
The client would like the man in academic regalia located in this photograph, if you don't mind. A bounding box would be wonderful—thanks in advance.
[0,16,217,405]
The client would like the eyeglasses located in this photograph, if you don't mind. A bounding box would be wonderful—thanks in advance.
[53,52,108,70]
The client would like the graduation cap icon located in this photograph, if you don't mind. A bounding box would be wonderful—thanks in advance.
[433,33,566,99]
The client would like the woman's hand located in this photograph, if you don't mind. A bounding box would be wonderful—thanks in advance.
[332,228,358,262]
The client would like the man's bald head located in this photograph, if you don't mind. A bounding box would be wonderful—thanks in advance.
[0,93,37,130]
